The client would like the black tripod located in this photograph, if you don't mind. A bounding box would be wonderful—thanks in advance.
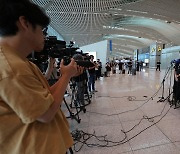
[157,65,172,103]
[70,78,92,107]
[66,147,74,154]
[69,81,87,114]
[157,79,165,102]
[63,97,81,123]
[83,80,92,105]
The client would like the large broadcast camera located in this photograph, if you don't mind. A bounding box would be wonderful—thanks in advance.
[28,36,94,69]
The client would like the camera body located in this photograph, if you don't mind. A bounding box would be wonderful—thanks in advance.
[28,36,94,70]
[31,27,94,67]
[35,36,78,64]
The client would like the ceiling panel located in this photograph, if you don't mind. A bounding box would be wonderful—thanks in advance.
[32,0,180,56]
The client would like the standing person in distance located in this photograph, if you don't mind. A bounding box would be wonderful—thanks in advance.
[105,62,111,77]
[0,0,83,153]
[97,59,102,79]
[156,60,161,71]
[139,61,143,71]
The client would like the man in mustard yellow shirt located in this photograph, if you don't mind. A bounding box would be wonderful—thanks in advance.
[0,0,83,153]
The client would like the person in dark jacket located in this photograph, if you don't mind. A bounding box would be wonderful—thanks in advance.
[156,61,161,71]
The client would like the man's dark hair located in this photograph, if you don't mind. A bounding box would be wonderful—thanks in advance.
[0,0,50,36]
[73,54,83,61]
[90,55,94,58]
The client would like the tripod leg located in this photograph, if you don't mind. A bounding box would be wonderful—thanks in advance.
[86,91,91,104]
[69,147,74,154]
[84,81,92,104]
[157,80,165,103]
[63,98,81,123]
[71,87,82,123]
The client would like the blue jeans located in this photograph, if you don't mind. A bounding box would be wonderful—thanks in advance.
[88,73,95,92]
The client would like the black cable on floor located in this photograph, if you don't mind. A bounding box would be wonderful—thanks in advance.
[71,65,175,152]
[123,92,173,134]
[87,89,160,116]
[97,95,148,101]
[72,94,172,152]
[86,65,174,116]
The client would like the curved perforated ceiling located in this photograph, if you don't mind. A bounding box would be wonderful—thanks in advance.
[32,0,180,56]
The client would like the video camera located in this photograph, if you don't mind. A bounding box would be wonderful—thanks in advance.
[28,36,94,68]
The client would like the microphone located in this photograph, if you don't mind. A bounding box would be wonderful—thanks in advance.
[175,59,180,65]
[171,59,180,64]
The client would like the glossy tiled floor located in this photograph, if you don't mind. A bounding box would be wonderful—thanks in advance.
[62,68,180,154]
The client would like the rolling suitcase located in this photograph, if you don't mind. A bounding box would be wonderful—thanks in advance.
[132,68,136,75]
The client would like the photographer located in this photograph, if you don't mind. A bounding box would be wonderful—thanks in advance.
[0,0,83,154]
[174,58,180,103]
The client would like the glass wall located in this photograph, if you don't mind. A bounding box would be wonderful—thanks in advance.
[138,53,150,67]
[138,53,150,62]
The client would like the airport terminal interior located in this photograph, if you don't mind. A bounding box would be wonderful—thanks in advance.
[62,69,180,154]
[30,0,180,153]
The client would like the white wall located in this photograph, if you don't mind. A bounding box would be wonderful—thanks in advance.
[80,40,108,72]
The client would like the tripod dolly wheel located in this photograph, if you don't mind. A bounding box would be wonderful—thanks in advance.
[70,113,74,116]
[83,108,86,113]
[77,119,81,123]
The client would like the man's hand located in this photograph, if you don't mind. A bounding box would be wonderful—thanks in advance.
[74,65,84,77]
[59,58,84,78]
